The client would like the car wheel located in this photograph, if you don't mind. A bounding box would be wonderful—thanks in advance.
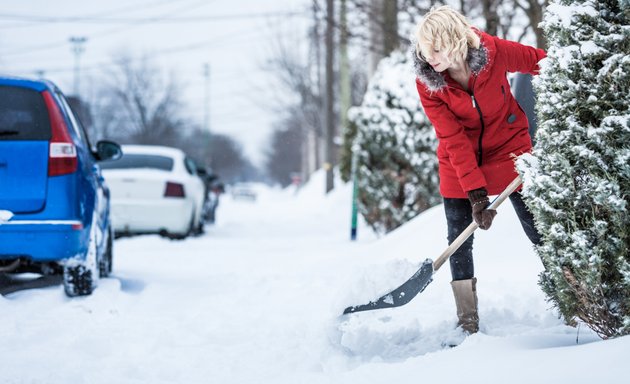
[193,209,204,236]
[195,221,205,236]
[184,209,197,238]
[99,228,113,278]
[63,264,95,296]
[185,212,196,238]
[168,215,194,240]
[63,222,98,297]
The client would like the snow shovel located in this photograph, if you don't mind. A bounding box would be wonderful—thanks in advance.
[343,175,523,315]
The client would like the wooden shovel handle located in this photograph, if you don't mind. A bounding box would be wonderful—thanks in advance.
[432,175,523,272]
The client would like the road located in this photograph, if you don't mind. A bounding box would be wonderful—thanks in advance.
[0,181,376,383]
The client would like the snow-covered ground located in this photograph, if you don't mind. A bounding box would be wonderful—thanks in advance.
[1,171,627,383]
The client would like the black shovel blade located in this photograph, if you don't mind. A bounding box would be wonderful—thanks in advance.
[343,259,435,315]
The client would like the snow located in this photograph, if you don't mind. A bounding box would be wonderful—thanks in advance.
[580,40,603,56]
[0,210,13,223]
[545,2,599,29]
[1,170,628,383]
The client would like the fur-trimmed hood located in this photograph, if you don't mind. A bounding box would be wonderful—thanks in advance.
[412,42,489,92]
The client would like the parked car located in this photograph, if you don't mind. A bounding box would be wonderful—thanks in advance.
[0,76,122,296]
[100,145,205,239]
[196,165,224,225]
[230,182,257,201]
[204,181,224,224]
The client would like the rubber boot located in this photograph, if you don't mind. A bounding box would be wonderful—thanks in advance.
[450,277,479,334]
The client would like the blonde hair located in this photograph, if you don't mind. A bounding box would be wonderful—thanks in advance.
[414,5,480,64]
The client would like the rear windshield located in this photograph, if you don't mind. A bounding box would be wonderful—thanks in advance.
[0,85,51,141]
[100,153,174,171]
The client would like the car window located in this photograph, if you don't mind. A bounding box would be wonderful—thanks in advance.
[184,157,197,175]
[57,91,91,148]
[0,85,51,141]
[100,153,174,171]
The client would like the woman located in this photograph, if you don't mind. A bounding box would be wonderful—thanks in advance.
[413,6,545,334]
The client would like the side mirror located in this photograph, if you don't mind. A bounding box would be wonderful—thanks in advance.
[95,140,123,162]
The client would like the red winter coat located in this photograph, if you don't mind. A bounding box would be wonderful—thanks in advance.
[414,31,546,198]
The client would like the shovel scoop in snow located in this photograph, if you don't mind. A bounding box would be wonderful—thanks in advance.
[343,175,523,315]
[343,259,434,314]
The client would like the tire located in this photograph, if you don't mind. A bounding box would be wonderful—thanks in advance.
[63,265,95,296]
[99,228,113,278]
[63,221,98,297]
[167,206,197,240]
[195,221,205,236]
[193,209,204,236]
[184,210,197,238]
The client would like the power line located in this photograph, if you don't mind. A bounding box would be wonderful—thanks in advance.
[0,11,306,24]
[0,0,216,57]
[1,23,300,76]
[0,0,193,30]
[77,0,186,18]
[0,2,311,130]
[0,10,308,59]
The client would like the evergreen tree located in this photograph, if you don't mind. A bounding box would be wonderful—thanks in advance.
[348,50,440,234]
[517,0,630,338]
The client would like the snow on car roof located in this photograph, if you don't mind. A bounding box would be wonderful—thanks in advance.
[120,145,186,159]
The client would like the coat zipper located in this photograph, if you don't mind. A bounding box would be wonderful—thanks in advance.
[469,75,485,166]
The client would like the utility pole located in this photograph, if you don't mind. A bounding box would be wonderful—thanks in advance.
[305,1,321,179]
[202,63,212,169]
[368,0,380,76]
[382,0,399,57]
[339,0,350,136]
[69,36,87,96]
[203,63,211,132]
[324,0,335,193]
[312,0,323,174]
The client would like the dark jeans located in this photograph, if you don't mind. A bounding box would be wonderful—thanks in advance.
[444,192,541,281]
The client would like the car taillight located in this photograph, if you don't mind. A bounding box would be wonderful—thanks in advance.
[164,182,185,198]
[43,91,77,176]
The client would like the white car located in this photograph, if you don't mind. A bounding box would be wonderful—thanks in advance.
[230,182,258,201]
[101,145,205,239]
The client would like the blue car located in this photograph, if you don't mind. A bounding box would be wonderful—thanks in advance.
[0,76,122,296]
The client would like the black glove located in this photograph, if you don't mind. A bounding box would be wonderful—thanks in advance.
[467,188,497,230]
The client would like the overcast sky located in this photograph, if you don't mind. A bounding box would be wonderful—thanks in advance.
[0,0,312,166]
